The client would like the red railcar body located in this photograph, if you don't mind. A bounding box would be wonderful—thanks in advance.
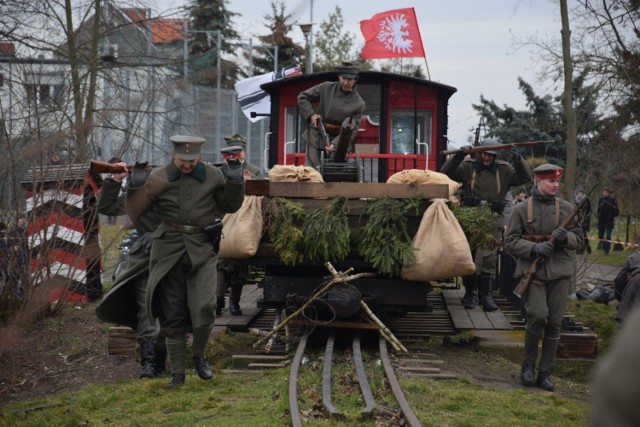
[260,70,457,181]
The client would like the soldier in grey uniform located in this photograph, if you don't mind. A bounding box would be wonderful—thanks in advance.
[297,61,366,169]
[127,135,245,388]
[95,159,166,378]
[505,164,581,391]
[441,139,532,311]
[215,133,263,316]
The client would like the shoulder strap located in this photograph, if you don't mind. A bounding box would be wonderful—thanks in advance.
[527,197,534,232]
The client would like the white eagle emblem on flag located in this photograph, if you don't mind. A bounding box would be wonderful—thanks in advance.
[375,12,416,55]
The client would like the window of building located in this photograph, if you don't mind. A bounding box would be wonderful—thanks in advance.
[24,83,64,107]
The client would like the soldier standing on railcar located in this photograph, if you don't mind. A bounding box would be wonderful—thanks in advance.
[441,139,533,311]
[297,61,366,169]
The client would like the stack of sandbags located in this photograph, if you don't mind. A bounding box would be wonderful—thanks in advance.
[268,164,324,182]
[387,169,461,201]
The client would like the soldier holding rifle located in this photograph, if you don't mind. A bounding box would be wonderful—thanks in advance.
[297,61,365,169]
[504,164,580,391]
[95,157,166,379]
[441,138,533,311]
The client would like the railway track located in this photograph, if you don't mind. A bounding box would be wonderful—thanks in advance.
[288,331,423,427]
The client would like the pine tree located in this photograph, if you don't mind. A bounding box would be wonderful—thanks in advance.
[186,0,241,87]
[313,6,356,72]
[250,0,304,76]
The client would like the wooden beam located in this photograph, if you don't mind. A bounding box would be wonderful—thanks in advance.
[245,181,449,199]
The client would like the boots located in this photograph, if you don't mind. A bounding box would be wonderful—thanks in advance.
[461,275,478,309]
[192,327,213,380]
[535,371,555,391]
[229,300,242,316]
[165,336,186,388]
[154,339,167,377]
[536,336,560,391]
[215,265,228,316]
[192,356,213,380]
[138,339,156,379]
[215,295,225,316]
[521,331,539,387]
[478,276,499,312]
[520,363,536,386]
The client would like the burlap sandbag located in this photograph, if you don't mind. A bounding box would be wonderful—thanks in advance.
[387,169,461,197]
[401,198,475,282]
[268,164,324,182]
[220,195,264,258]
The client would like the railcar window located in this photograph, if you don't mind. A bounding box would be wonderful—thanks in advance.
[390,109,432,154]
[284,106,304,153]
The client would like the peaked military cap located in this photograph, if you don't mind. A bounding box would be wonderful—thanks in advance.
[224,133,247,149]
[171,135,204,161]
[221,145,244,156]
[335,61,360,79]
[533,163,563,180]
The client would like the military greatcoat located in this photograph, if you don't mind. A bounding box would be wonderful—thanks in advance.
[95,178,159,336]
[298,81,365,167]
[442,155,532,276]
[127,161,244,333]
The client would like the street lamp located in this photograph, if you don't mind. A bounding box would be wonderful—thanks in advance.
[299,23,313,74]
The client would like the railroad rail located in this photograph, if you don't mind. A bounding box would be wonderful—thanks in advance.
[287,331,422,427]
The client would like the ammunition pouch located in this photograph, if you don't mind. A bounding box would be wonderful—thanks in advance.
[204,219,223,253]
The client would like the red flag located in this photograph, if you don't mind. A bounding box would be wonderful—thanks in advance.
[359,8,425,59]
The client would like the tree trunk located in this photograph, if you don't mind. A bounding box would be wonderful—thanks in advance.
[560,0,577,199]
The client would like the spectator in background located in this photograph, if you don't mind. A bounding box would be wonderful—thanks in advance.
[596,187,619,255]
[574,188,592,255]
[514,188,528,205]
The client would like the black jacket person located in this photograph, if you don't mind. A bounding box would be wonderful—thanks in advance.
[127,135,245,388]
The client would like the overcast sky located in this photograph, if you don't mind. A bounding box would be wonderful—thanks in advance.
[148,0,565,148]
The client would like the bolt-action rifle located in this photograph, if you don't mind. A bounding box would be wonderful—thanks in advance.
[89,160,159,175]
[513,183,598,298]
[441,140,549,156]
[317,118,334,153]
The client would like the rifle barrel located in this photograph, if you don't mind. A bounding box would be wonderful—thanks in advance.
[441,140,549,156]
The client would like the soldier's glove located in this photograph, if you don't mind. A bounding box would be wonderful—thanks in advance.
[454,145,472,160]
[224,158,244,183]
[131,162,148,187]
[510,144,521,161]
[551,227,568,243]
[490,200,506,214]
[532,241,554,258]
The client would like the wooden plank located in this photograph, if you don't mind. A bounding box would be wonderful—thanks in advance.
[485,310,513,330]
[245,181,449,199]
[442,289,512,330]
[397,366,441,374]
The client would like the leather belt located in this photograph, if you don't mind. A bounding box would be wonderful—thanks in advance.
[162,221,205,234]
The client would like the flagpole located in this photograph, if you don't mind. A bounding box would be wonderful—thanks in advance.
[423,57,431,80]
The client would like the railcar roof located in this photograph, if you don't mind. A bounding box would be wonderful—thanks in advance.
[260,70,457,98]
